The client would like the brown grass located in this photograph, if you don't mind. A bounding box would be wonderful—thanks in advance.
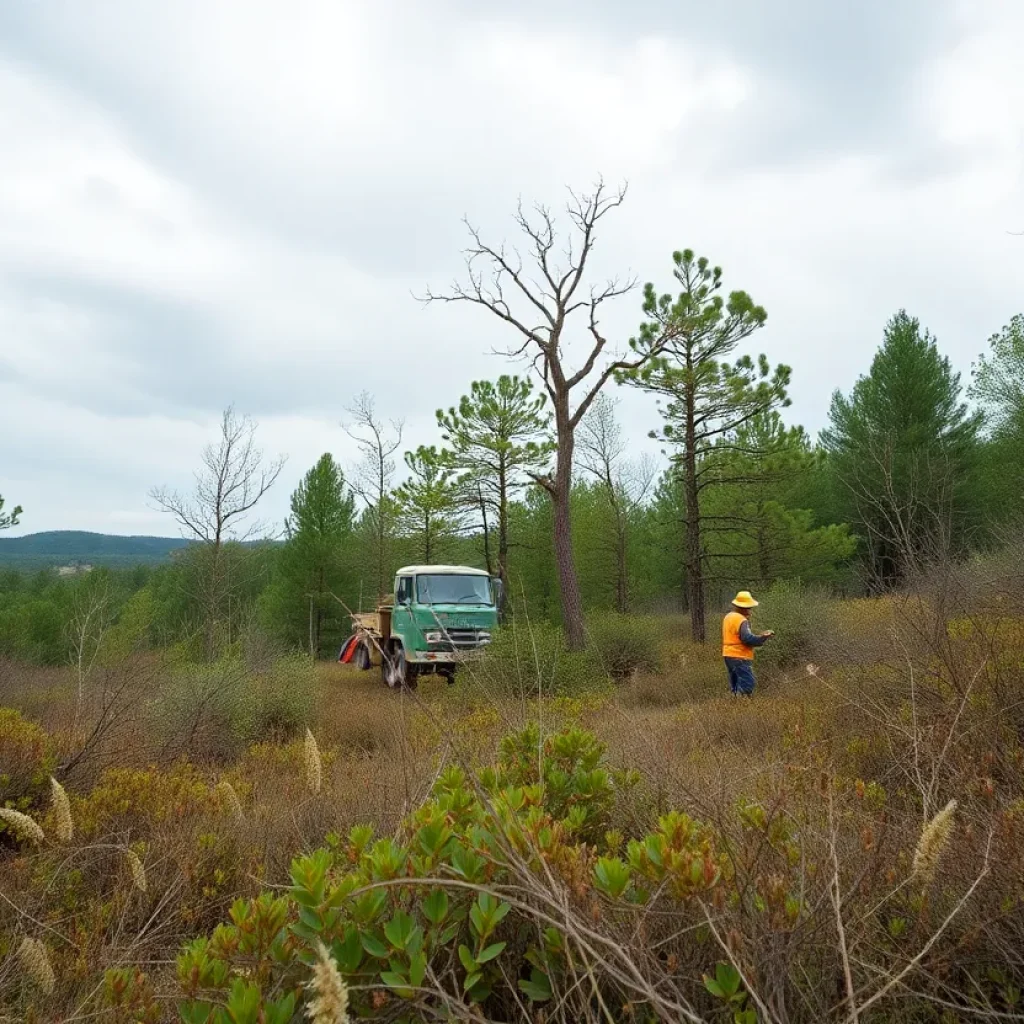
[2,581,1024,1021]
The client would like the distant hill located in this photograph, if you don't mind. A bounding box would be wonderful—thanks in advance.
[0,531,194,570]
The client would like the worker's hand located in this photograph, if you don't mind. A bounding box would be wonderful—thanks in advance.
[762,630,775,639]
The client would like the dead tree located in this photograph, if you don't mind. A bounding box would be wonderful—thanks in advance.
[423,180,675,649]
[151,406,285,657]
[344,392,403,602]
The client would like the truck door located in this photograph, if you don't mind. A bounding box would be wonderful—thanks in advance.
[392,575,413,649]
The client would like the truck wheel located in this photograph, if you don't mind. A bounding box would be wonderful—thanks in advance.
[383,645,418,690]
[354,643,371,671]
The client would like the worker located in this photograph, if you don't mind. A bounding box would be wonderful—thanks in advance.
[722,590,774,697]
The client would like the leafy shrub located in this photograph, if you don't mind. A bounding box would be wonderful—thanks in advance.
[152,655,317,763]
[477,620,606,696]
[0,708,55,818]
[755,580,836,674]
[71,763,222,840]
[236,654,317,743]
[587,612,664,679]
[173,724,722,1022]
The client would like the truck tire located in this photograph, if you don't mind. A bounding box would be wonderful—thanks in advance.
[382,645,418,690]
[354,643,371,671]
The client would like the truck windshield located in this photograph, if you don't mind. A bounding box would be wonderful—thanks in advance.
[416,574,493,606]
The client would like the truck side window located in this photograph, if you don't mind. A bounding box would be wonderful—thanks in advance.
[396,577,412,604]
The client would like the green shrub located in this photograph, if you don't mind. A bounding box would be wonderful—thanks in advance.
[152,659,250,763]
[152,655,317,762]
[755,580,836,675]
[0,708,55,818]
[587,613,665,679]
[476,620,606,696]
[237,654,317,744]
[172,724,722,1022]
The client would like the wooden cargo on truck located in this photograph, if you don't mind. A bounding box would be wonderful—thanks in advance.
[348,604,393,667]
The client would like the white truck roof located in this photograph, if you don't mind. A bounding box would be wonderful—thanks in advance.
[395,565,491,577]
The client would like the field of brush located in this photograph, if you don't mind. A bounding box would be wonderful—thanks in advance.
[2,565,1023,1021]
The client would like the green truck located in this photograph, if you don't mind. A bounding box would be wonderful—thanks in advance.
[345,565,501,689]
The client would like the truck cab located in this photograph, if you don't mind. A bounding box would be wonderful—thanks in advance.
[383,565,500,688]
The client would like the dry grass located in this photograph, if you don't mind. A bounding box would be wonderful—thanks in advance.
[2,581,1024,1021]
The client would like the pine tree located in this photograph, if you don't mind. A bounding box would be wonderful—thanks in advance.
[822,310,982,588]
[701,413,855,590]
[436,375,554,603]
[266,454,356,657]
[393,447,464,564]
[622,249,789,641]
[0,495,21,531]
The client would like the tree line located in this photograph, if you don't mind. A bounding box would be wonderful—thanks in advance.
[1,184,1021,662]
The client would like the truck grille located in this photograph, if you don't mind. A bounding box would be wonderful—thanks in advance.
[430,629,490,651]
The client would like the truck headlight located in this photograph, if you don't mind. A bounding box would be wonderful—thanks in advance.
[424,631,443,644]
[478,632,492,643]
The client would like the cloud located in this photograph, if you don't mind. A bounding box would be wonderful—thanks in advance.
[0,0,1021,536]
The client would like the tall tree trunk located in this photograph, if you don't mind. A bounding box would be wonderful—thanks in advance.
[478,485,494,577]
[683,386,706,642]
[204,537,223,661]
[551,421,586,650]
[497,465,509,620]
[615,515,628,614]
[315,566,325,658]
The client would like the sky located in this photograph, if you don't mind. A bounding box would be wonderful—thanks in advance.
[1,0,1022,538]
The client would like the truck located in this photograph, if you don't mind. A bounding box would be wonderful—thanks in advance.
[341,565,501,689]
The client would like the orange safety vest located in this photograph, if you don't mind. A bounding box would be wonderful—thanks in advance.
[722,610,754,660]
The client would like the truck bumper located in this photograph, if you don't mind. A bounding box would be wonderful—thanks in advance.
[406,648,487,666]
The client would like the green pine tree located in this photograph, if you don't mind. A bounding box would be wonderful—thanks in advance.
[437,375,554,601]
[822,310,982,588]
[622,249,790,641]
[393,447,464,564]
[264,454,356,657]
[0,495,22,531]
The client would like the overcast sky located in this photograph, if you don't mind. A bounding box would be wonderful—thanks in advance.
[1,0,1021,538]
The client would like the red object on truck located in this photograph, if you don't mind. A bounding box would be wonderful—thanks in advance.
[338,635,359,663]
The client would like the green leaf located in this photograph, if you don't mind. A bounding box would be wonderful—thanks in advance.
[264,993,297,1024]
[476,941,506,964]
[177,1003,214,1024]
[405,925,424,958]
[467,979,493,1003]
[519,969,553,1003]
[408,951,427,989]
[384,910,415,950]
[423,888,449,925]
[464,971,483,992]
[703,975,725,999]
[458,944,477,973]
[469,900,486,937]
[361,933,389,959]
[716,961,742,997]
[335,927,363,973]
[380,971,409,989]
[297,906,322,933]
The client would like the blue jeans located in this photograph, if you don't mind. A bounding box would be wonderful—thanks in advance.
[724,658,756,696]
